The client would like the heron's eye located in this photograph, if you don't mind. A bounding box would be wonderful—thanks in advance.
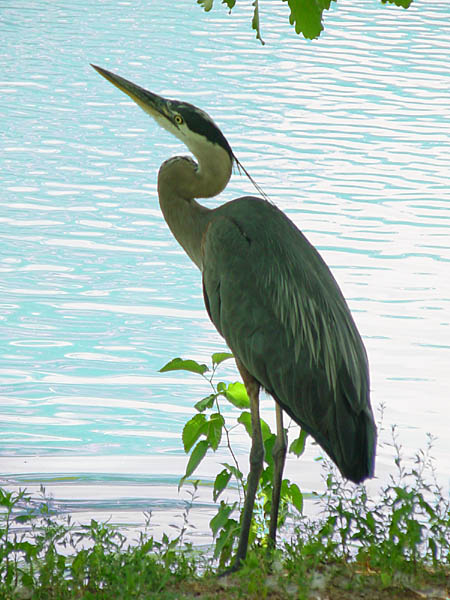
[174,114,184,125]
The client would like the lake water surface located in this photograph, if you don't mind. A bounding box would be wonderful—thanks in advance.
[1,0,449,541]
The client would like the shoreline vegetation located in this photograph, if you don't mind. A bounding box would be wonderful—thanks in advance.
[2,432,449,599]
[2,356,449,598]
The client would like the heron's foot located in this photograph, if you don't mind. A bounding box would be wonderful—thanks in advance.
[217,558,243,578]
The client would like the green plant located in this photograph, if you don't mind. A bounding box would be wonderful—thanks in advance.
[197,0,413,43]
[1,353,449,598]
[0,486,74,598]
[0,485,200,599]
[0,487,37,594]
[283,426,450,593]
[354,428,450,584]
[0,411,449,598]
[159,352,305,567]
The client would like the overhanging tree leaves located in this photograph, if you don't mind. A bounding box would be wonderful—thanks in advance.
[381,0,412,7]
[197,0,413,42]
[285,0,327,39]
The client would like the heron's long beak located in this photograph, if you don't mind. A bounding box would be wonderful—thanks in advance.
[91,64,170,122]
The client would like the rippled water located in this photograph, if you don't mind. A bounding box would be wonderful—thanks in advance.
[1,0,449,533]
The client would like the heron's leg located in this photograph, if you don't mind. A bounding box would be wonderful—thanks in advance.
[231,359,264,571]
[268,403,287,549]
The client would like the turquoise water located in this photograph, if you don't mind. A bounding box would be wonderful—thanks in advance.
[1,0,449,530]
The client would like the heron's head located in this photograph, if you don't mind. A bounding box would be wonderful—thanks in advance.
[92,65,267,201]
[91,65,234,169]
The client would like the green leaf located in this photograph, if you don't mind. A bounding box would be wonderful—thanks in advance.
[71,549,88,574]
[288,482,303,513]
[222,0,236,9]
[182,414,207,453]
[222,462,243,483]
[21,572,34,588]
[159,357,208,375]
[210,500,236,537]
[251,0,265,45]
[194,394,216,412]
[14,540,38,558]
[428,538,437,560]
[197,0,213,11]
[208,413,224,451]
[214,518,239,565]
[15,514,36,524]
[211,352,234,366]
[0,490,13,506]
[289,429,308,457]
[285,0,324,40]
[223,382,250,409]
[238,412,272,441]
[366,511,376,533]
[261,418,273,440]
[185,439,209,478]
[179,439,209,489]
[213,468,232,502]
[263,433,276,467]
[381,0,412,7]
[238,411,252,438]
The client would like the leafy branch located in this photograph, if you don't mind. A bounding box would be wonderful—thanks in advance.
[159,352,306,566]
[197,0,413,43]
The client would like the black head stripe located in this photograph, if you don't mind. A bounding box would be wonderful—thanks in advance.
[170,100,234,161]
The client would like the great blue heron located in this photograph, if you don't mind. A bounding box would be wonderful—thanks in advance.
[92,65,377,571]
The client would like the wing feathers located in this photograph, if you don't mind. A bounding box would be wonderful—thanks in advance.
[202,197,376,482]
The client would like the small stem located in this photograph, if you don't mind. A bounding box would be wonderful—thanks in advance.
[202,370,244,504]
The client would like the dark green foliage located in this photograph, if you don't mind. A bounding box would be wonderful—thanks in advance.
[196,0,412,42]
[381,0,412,7]
[284,0,326,40]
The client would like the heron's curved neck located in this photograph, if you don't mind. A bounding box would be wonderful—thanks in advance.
[157,144,232,270]
[159,180,210,269]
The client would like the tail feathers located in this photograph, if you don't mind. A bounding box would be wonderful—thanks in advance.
[257,359,376,484]
[333,391,376,484]
[274,384,377,485]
